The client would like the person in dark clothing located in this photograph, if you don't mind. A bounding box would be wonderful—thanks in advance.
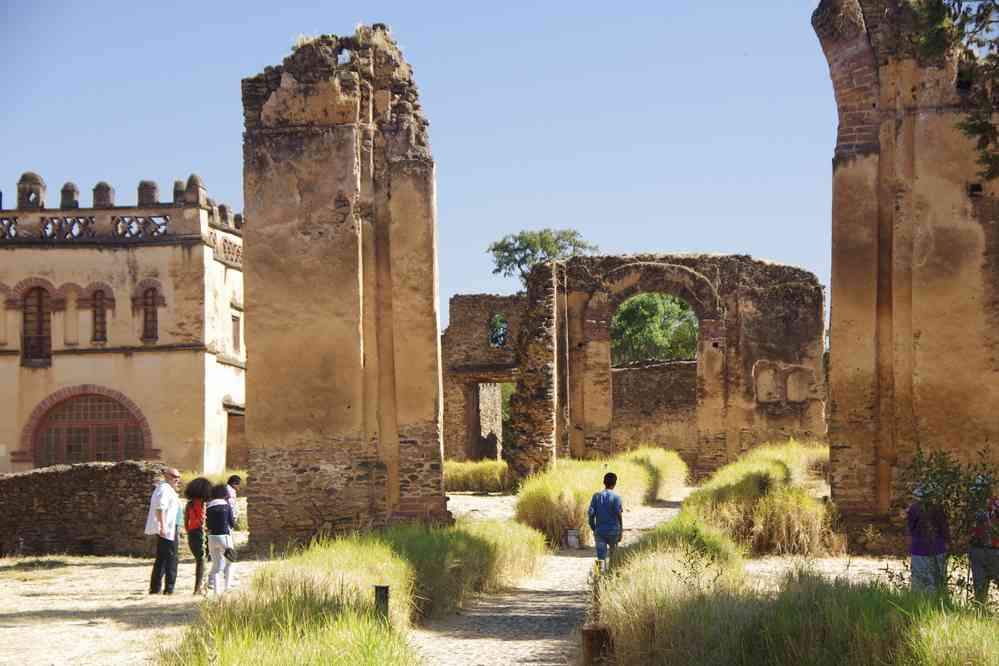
[183,477,213,595]
[907,483,950,594]
[588,472,623,569]
[205,483,237,594]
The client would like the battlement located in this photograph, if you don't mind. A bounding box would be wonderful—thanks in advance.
[0,172,243,248]
[241,24,431,161]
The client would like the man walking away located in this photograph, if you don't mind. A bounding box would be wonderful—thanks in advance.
[588,472,623,569]
[145,467,182,594]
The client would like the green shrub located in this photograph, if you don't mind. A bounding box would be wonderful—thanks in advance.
[443,459,513,493]
[514,447,687,546]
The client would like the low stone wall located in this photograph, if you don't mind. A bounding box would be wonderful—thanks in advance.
[0,461,167,556]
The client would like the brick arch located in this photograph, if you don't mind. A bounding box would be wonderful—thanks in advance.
[79,281,117,309]
[10,277,64,311]
[602,262,723,322]
[131,279,166,308]
[14,385,158,464]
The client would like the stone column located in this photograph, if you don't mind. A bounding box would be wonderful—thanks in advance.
[506,262,559,478]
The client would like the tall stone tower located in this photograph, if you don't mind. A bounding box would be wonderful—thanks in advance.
[814,1,999,518]
[241,25,447,544]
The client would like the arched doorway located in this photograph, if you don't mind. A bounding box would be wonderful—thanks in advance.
[30,391,149,467]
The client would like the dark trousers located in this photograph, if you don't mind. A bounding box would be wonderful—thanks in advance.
[188,528,205,592]
[149,535,179,593]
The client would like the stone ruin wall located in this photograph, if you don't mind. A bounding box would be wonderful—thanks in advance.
[242,26,447,546]
[505,255,826,479]
[441,294,525,460]
[0,461,166,556]
[814,0,999,518]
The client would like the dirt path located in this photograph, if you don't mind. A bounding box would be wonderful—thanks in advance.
[0,532,256,666]
[410,493,687,666]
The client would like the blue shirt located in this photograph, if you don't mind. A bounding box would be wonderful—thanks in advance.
[588,489,622,535]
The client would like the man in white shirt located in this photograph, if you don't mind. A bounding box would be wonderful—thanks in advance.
[145,467,182,594]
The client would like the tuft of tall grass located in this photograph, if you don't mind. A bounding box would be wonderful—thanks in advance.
[597,553,999,666]
[514,448,687,545]
[161,519,547,665]
[443,459,513,493]
[682,440,836,555]
[612,514,743,571]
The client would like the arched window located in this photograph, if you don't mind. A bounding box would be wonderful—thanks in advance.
[22,287,51,364]
[142,288,158,341]
[92,290,107,342]
[34,394,145,467]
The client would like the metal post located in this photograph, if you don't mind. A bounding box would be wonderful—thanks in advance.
[374,585,390,619]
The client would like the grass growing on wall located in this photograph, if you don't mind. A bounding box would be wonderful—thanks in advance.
[160,519,547,666]
[514,447,688,545]
[682,440,837,555]
[443,459,513,493]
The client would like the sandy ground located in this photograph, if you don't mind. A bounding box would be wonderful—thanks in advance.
[0,531,256,666]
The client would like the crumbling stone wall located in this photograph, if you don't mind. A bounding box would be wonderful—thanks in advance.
[510,255,825,479]
[242,26,447,546]
[611,361,698,453]
[0,461,166,556]
[441,294,525,460]
[814,0,999,517]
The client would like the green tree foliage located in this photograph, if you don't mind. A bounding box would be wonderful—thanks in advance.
[487,229,598,288]
[610,293,698,366]
[910,1,999,178]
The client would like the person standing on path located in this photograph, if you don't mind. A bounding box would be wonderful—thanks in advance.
[206,483,237,594]
[145,467,182,595]
[183,477,213,595]
[225,475,241,525]
[588,472,623,568]
[969,474,999,603]
[907,483,950,594]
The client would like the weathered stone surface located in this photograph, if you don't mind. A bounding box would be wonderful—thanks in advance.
[243,25,447,546]
[815,0,999,518]
[0,460,166,556]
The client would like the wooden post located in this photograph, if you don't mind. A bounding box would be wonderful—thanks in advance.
[581,623,613,665]
[374,585,390,619]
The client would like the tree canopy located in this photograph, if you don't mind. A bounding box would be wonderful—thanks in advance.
[610,293,698,367]
[487,229,598,288]
[911,1,999,178]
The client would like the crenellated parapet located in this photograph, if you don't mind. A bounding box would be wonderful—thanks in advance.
[1,172,244,267]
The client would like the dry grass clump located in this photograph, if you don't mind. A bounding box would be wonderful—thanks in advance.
[683,440,838,555]
[514,447,687,545]
[161,520,547,665]
[443,459,514,493]
[596,539,999,666]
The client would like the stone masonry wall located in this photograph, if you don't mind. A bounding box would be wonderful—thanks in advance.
[441,294,525,460]
[243,26,447,546]
[611,361,698,455]
[815,0,999,518]
[0,461,166,556]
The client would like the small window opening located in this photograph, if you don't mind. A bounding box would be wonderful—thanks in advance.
[142,288,158,341]
[488,313,509,348]
[969,183,984,198]
[92,291,107,342]
[337,49,350,65]
[957,67,974,94]
[22,287,51,364]
[232,315,241,354]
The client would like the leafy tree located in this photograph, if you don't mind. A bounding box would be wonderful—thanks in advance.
[610,293,698,366]
[487,229,598,288]
[909,1,999,178]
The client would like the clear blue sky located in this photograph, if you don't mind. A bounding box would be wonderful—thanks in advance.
[0,1,836,326]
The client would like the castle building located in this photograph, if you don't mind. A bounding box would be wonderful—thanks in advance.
[0,172,245,474]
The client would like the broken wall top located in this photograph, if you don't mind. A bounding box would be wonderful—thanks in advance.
[242,25,431,163]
